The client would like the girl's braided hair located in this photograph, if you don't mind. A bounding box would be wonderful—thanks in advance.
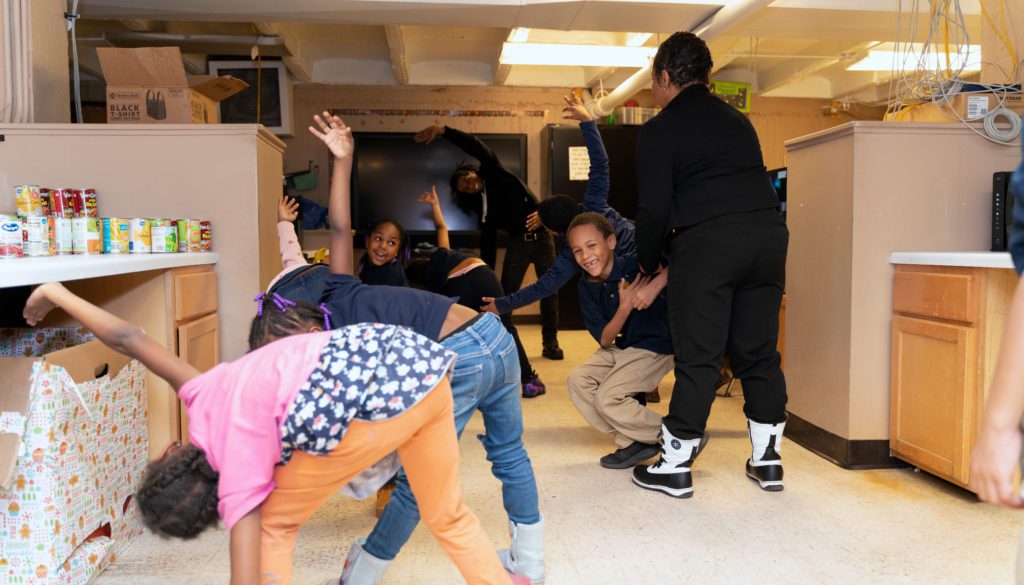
[248,292,331,350]
[136,444,220,539]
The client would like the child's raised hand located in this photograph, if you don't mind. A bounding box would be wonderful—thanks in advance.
[414,125,444,145]
[418,186,440,206]
[24,283,63,326]
[562,93,593,123]
[309,111,354,160]
[278,195,300,223]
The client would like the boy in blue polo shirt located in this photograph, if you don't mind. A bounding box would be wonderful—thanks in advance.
[565,211,673,469]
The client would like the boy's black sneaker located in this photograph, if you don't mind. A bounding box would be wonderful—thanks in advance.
[600,441,660,469]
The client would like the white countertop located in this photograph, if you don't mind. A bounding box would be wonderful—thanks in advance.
[891,251,1014,269]
[0,252,218,288]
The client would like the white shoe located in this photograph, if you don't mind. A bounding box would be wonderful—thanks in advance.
[339,537,392,585]
[498,517,545,584]
[746,418,785,491]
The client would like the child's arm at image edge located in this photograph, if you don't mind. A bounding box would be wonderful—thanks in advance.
[24,283,199,391]
[230,509,261,585]
[278,221,308,271]
[308,112,356,276]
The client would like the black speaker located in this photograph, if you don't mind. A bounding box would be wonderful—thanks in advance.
[993,171,1016,252]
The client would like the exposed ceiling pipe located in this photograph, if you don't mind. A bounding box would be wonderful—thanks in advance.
[585,0,773,117]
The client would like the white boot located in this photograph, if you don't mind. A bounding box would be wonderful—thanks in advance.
[498,517,545,584]
[631,424,705,498]
[337,537,392,585]
[746,418,785,491]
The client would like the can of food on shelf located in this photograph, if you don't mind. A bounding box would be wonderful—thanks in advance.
[72,217,101,254]
[82,189,98,218]
[39,189,51,217]
[151,219,178,253]
[46,213,56,256]
[52,216,73,255]
[129,218,151,253]
[200,220,212,252]
[177,219,202,252]
[102,217,130,254]
[0,215,23,258]
[15,185,43,218]
[23,216,50,257]
[68,189,83,218]
[49,189,74,219]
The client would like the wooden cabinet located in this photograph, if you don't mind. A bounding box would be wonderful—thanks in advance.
[169,266,220,443]
[890,264,1016,489]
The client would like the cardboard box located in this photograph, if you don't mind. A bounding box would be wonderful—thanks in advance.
[97,47,248,124]
[0,329,148,584]
[885,88,1024,123]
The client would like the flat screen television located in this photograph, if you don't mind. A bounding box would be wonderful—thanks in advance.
[768,167,787,219]
[351,131,528,234]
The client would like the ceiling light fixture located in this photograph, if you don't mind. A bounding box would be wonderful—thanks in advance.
[847,45,982,72]
[499,43,656,67]
[625,32,653,47]
[507,28,531,43]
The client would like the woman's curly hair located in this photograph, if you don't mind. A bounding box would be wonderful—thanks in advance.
[136,444,220,539]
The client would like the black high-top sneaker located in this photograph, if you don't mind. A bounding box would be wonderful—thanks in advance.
[631,424,705,498]
[745,418,786,492]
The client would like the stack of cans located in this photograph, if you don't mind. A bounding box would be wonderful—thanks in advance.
[5,184,213,259]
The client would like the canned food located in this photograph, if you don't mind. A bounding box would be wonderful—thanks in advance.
[0,215,23,258]
[22,216,50,257]
[151,219,178,253]
[15,185,43,218]
[72,217,101,255]
[52,217,73,255]
[129,218,151,253]
[177,219,202,252]
[49,189,74,219]
[46,212,56,256]
[39,189,51,217]
[102,218,130,254]
[82,189,98,218]
[200,220,212,252]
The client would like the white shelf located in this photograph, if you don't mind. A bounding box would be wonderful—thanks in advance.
[890,251,1014,269]
[0,252,218,288]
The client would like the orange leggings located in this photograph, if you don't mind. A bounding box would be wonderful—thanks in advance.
[259,379,512,585]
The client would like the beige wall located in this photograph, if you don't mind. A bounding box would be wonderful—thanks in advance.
[29,0,69,123]
[786,122,1022,441]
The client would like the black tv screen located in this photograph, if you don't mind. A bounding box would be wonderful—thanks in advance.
[351,131,527,234]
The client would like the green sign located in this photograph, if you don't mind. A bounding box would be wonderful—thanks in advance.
[710,80,751,113]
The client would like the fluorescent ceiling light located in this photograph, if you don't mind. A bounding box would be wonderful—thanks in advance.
[625,32,653,47]
[508,28,530,43]
[847,45,982,71]
[499,43,656,67]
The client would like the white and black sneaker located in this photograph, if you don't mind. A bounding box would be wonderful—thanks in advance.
[746,418,785,492]
[631,424,707,499]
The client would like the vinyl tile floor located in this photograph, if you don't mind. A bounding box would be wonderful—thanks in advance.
[95,326,1021,585]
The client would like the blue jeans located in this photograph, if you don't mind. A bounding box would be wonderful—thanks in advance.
[363,312,541,560]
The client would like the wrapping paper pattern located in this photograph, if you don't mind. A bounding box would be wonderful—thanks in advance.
[0,329,94,359]
[0,336,148,585]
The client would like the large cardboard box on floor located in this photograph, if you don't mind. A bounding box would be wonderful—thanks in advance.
[97,47,248,124]
[0,329,148,584]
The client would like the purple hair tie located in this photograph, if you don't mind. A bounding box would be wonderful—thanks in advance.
[253,292,267,317]
[319,303,333,330]
[271,293,296,312]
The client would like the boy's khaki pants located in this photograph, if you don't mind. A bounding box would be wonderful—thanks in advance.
[568,346,672,447]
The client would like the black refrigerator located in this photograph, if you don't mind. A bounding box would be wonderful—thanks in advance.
[546,123,641,329]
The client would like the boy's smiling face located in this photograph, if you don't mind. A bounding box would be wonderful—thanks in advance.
[569,223,616,281]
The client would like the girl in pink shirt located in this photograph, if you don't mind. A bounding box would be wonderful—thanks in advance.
[23,283,528,585]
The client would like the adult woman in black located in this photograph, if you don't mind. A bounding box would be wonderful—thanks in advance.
[631,31,789,498]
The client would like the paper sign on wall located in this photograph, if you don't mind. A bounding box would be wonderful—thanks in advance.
[568,146,591,181]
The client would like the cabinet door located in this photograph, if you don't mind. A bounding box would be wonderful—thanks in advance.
[177,313,220,440]
[890,315,975,484]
